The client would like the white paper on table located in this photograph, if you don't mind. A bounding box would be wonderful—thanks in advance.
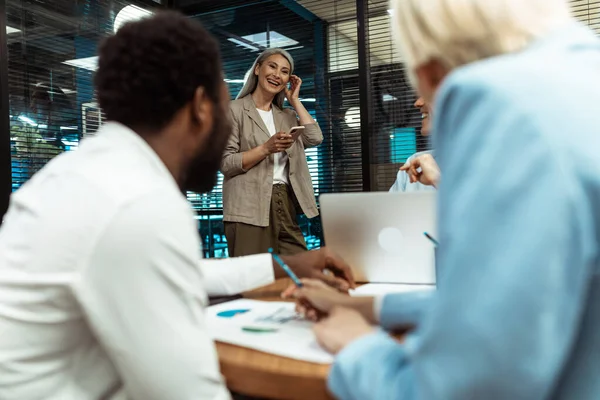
[350,283,435,297]
[206,299,333,364]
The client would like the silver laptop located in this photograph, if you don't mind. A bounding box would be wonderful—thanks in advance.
[320,192,437,284]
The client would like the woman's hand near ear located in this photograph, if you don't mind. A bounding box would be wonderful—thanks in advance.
[284,75,317,127]
[284,75,302,104]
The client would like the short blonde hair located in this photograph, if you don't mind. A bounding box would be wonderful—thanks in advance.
[390,0,572,85]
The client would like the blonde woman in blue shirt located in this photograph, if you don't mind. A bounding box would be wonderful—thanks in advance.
[288,0,600,399]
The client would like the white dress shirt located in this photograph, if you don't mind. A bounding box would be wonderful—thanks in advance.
[0,122,274,400]
[256,108,289,185]
[389,150,436,193]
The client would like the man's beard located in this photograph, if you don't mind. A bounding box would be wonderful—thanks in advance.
[182,110,231,194]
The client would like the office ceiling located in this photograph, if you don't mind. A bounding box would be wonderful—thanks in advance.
[296,0,396,66]
[297,0,386,21]
[180,0,396,67]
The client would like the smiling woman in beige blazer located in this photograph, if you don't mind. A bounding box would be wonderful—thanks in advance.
[221,48,323,257]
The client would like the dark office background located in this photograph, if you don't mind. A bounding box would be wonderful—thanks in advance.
[0,0,596,256]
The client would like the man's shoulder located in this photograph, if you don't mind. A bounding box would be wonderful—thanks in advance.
[102,189,195,243]
[16,138,190,237]
[75,138,182,207]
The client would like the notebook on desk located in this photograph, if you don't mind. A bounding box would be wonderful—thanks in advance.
[320,192,437,284]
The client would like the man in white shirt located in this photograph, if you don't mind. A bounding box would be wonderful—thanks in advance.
[0,12,353,400]
[389,97,438,192]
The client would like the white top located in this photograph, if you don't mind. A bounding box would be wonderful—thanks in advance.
[0,122,275,400]
[389,150,436,193]
[256,108,289,185]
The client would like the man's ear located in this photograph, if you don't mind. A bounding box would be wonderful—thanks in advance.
[191,86,214,139]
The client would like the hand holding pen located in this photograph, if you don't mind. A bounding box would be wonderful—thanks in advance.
[268,247,356,292]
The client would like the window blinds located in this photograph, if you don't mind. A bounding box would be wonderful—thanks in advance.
[186,0,366,214]
[6,0,164,191]
[3,0,600,253]
[8,0,598,196]
[186,0,367,254]
[571,0,600,34]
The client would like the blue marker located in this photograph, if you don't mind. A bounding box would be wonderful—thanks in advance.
[424,232,439,247]
[268,248,303,287]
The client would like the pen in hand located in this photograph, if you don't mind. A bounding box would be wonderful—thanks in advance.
[268,248,304,288]
[424,232,439,247]
[269,248,325,320]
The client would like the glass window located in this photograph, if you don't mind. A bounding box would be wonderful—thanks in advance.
[6,0,160,190]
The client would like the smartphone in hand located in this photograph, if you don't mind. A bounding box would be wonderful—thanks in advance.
[289,126,305,141]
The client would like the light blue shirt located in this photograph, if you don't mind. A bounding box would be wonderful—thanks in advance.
[389,150,436,193]
[329,23,600,400]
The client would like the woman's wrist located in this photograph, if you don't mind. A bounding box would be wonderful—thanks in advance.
[241,144,271,171]
[259,143,271,157]
[288,98,301,109]
[289,99,316,125]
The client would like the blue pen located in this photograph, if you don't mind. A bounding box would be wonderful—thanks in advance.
[268,248,303,287]
[424,232,440,247]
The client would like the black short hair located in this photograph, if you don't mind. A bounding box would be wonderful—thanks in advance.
[95,12,222,131]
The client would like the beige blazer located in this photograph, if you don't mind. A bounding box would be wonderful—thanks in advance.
[221,95,323,227]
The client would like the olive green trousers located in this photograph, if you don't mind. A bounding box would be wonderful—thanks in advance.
[225,184,307,257]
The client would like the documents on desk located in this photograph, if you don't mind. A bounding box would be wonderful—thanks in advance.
[206,299,334,364]
[350,283,435,297]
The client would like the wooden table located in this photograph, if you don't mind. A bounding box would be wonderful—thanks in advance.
[215,279,333,400]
